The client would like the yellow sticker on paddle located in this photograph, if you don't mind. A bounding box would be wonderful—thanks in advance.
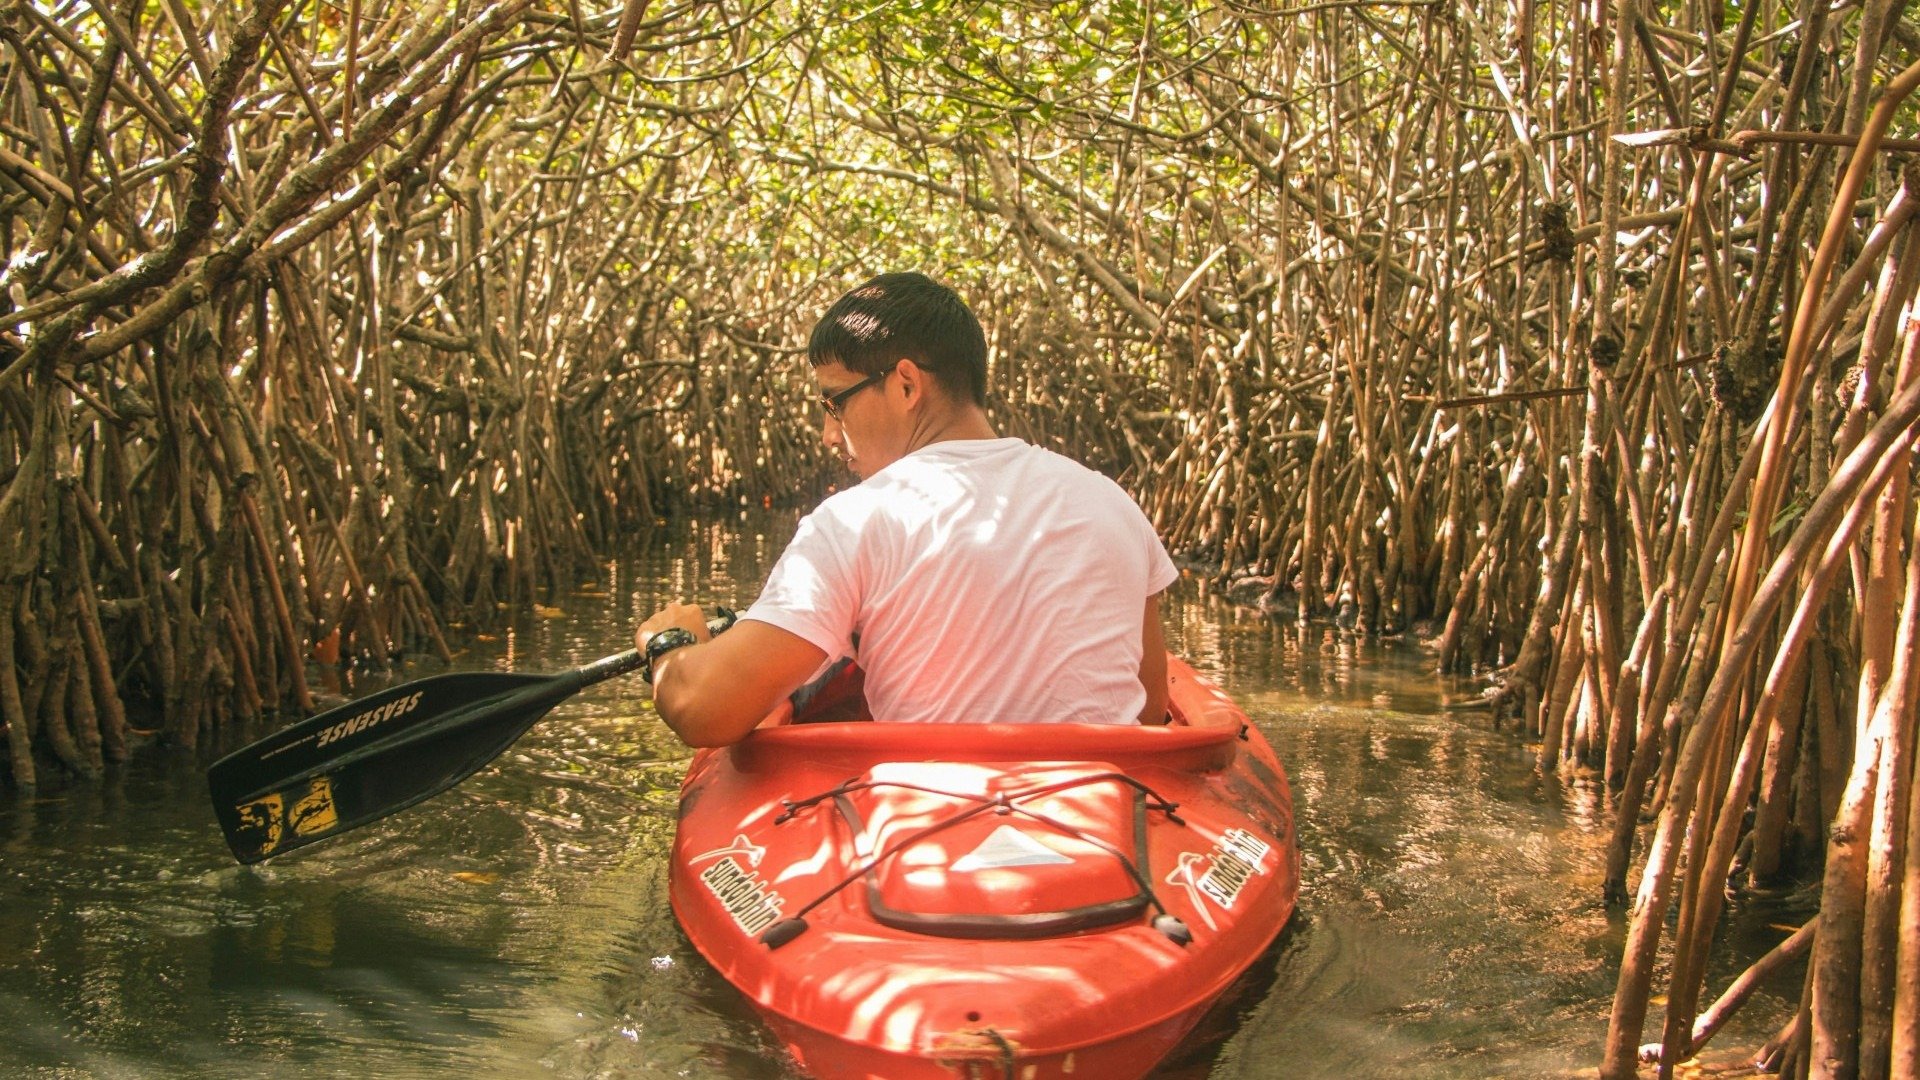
[234,776,338,857]
[234,791,286,856]
[289,777,339,837]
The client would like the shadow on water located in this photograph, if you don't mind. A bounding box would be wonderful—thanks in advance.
[1,513,1803,1078]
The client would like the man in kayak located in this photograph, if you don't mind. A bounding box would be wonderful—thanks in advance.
[635,272,1177,746]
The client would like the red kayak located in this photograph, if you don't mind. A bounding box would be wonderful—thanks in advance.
[670,656,1299,1079]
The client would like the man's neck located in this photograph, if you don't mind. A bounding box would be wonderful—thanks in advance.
[904,405,998,456]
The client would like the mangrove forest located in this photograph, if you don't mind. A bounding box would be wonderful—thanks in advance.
[4,0,1920,1075]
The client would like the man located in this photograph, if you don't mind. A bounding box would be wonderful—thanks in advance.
[635,272,1176,746]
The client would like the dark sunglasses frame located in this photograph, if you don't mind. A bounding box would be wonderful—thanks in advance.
[819,362,898,420]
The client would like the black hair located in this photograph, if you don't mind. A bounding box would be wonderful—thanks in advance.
[808,272,987,406]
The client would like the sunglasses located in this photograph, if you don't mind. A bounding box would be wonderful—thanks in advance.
[818,363,898,420]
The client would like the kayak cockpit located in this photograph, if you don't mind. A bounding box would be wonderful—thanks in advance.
[726,654,1251,772]
[759,760,1189,945]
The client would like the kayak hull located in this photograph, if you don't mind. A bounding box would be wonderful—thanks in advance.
[670,658,1298,1079]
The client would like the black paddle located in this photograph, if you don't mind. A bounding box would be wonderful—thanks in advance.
[207,612,733,864]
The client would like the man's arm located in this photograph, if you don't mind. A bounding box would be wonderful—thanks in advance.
[637,605,828,746]
[1138,591,1169,724]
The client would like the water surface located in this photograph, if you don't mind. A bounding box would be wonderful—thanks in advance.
[0,515,1803,1078]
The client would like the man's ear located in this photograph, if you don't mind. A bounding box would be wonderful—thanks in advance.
[896,358,927,406]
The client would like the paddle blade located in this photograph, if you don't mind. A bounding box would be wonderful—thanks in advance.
[207,670,555,863]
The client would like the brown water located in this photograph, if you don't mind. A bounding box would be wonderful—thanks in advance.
[0,514,1806,1078]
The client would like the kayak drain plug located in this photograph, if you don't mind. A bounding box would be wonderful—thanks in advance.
[1153,915,1192,946]
[761,918,809,949]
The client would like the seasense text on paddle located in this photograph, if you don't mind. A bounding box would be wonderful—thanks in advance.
[315,692,426,748]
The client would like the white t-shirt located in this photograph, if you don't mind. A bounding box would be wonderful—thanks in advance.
[743,438,1178,724]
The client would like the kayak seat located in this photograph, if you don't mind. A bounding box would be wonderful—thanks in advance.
[788,658,871,725]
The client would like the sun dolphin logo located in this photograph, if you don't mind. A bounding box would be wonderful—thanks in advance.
[1165,828,1273,932]
[690,834,783,936]
[1197,828,1272,908]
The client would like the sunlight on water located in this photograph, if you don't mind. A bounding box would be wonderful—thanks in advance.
[0,513,1800,1078]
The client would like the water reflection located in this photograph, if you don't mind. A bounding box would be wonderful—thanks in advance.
[0,512,1799,1078]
